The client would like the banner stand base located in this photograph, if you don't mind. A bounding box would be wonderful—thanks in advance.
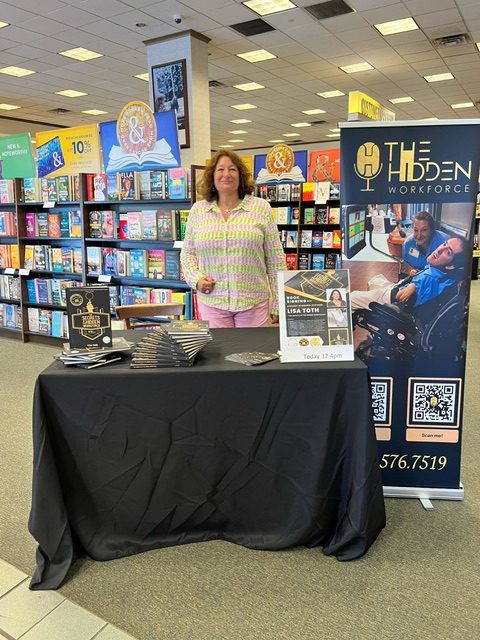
[383,483,464,510]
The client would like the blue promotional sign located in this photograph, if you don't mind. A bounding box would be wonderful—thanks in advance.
[341,120,480,494]
[100,104,181,173]
[254,148,307,183]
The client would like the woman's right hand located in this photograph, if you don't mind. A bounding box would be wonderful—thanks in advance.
[197,276,216,294]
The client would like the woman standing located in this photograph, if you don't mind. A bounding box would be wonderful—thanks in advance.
[180,150,285,328]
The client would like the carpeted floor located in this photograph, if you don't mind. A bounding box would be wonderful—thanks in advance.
[1,283,479,640]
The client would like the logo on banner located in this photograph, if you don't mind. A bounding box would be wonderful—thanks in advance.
[354,142,383,191]
[117,101,157,155]
[352,138,473,196]
[266,144,294,175]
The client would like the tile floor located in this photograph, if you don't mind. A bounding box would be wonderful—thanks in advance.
[0,560,137,640]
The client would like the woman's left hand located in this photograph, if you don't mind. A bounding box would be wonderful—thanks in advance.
[270,314,279,324]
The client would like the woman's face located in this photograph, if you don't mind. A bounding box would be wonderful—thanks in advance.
[331,290,341,303]
[214,156,240,198]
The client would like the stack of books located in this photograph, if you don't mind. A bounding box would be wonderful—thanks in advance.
[130,320,212,368]
[55,336,134,369]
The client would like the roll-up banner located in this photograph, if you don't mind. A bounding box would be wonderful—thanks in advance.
[340,120,480,497]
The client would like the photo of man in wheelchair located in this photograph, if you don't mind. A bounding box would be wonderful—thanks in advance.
[344,202,471,362]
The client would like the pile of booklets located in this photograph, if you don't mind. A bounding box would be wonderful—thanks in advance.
[55,336,134,369]
[130,320,212,368]
[225,352,279,366]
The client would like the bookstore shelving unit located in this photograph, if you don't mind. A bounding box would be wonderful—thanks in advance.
[0,169,199,345]
[0,193,21,340]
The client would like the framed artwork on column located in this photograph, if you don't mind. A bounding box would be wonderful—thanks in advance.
[152,59,190,148]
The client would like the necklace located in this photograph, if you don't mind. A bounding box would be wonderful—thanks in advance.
[219,198,241,218]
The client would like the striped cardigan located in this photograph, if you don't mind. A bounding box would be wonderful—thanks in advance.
[180,195,286,314]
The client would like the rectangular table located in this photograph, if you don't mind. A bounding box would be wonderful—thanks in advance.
[29,328,385,589]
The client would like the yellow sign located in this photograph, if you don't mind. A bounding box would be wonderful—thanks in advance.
[348,91,395,122]
[36,124,102,178]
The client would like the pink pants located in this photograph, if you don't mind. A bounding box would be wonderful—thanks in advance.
[197,299,270,328]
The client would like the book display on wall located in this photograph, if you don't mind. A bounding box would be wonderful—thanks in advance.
[256,180,342,272]
[0,168,201,345]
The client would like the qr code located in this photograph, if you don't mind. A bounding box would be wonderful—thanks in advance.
[407,378,461,428]
[370,377,392,426]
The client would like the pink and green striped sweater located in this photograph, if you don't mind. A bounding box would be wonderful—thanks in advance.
[180,195,286,314]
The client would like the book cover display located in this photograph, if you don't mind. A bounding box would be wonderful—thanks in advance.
[277,269,353,363]
[66,286,112,350]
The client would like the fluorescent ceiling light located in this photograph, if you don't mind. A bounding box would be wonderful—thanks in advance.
[242,0,296,16]
[477,43,480,52]
[0,66,35,77]
[134,73,149,81]
[229,130,247,134]
[231,103,257,110]
[58,47,103,61]
[269,139,284,143]
[374,17,418,36]
[283,133,300,137]
[228,139,245,142]
[55,89,88,97]
[317,90,344,98]
[237,49,276,63]
[340,62,374,74]
[424,72,454,82]
[302,108,325,115]
[389,96,414,104]
[0,103,20,110]
[330,128,340,132]
[326,133,340,137]
[219,144,234,148]
[451,102,474,109]
[421,117,439,121]
[230,119,252,124]
[234,82,265,91]
[291,122,311,127]
[82,109,108,115]
[0,21,9,28]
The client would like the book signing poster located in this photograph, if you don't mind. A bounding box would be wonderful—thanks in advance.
[341,120,480,493]
[100,101,181,174]
[36,125,102,178]
[278,269,354,363]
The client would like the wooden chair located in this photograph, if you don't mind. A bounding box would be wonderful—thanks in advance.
[115,303,185,329]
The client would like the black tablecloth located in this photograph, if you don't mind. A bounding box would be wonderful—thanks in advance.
[29,328,385,589]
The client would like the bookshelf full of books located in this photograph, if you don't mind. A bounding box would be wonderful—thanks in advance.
[0,179,21,338]
[82,170,194,322]
[15,175,84,342]
[256,181,342,271]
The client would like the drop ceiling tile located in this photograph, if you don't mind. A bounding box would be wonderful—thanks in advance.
[45,5,100,27]
[75,0,132,19]
[415,9,464,29]
[320,12,370,34]
[403,51,442,63]
[405,0,456,12]
[361,2,418,23]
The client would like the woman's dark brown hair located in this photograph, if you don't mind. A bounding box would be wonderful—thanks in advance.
[198,149,255,200]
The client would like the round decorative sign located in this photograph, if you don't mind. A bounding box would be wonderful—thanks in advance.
[266,143,294,175]
[116,101,157,155]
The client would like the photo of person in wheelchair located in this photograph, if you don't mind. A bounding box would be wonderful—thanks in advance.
[401,210,449,277]
[351,236,468,361]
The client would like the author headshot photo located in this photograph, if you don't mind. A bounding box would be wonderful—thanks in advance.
[328,288,345,308]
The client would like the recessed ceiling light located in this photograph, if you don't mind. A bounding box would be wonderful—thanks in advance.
[0,103,20,110]
[0,66,35,77]
[230,119,252,124]
[291,122,311,128]
[421,117,439,120]
[268,139,284,143]
[219,144,235,148]
[234,82,265,91]
[340,62,374,74]
[326,133,340,137]
[477,43,480,52]
[229,130,247,134]
[374,17,418,36]
[55,89,88,97]
[58,47,103,61]
[330,128,340,132]
[242,0,296,16]
[451,102,474,109]
[302,108,326,115]
[134,73,149,81]
[228,139,245,142]
[82,109,108,115]
[283,133,300,137]
[237,49,276,63]
[231,103,257,110]
[317,90,344,98]
[424,72,454,82]
[0,21,9,28]
[389,96,414,104]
